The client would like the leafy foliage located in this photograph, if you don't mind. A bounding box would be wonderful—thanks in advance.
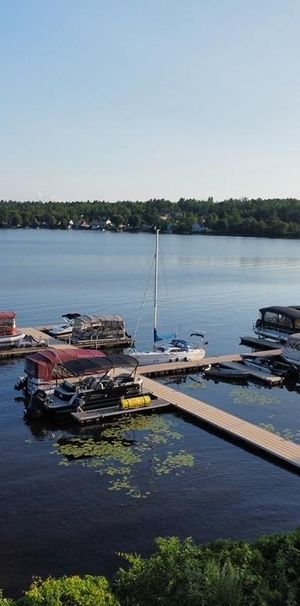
[2,530,300,605]
[17,575,119,606]
[2,198,300,238]
[0,590,13,606]
[114,532,300,606]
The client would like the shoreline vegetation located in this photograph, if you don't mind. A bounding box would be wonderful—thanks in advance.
[1,198,300,238]
[2,530,300,604]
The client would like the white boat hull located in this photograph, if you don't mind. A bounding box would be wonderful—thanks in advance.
[48,325,73,336]
[130,348,206,366]
[0,332,26,348]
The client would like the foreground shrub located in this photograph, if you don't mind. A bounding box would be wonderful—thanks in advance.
[0,590,13,606]
[1,529,300,605]
[17,575,119,606]
[114,537,248,606]
[114,533,300,606]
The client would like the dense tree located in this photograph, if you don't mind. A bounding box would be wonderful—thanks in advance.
[1,198,300,238]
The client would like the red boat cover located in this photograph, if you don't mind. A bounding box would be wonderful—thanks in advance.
[24,348,106,381]
[0,312,16,320]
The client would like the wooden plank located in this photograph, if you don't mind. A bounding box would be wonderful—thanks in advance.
[71,400,170,424]
[140,376,300,473]
[137,349,282,377]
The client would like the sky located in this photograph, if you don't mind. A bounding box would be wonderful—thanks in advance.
[0,0,300,202]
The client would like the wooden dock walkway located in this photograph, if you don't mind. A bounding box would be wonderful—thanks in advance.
[71,399,170,424]
[140,376,300,474]
[137,348,282,378]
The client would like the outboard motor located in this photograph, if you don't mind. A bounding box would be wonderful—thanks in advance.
[25,389,48,419]
[14,376,28,392]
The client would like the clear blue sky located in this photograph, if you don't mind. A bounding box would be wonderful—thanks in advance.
[0,0,299,201]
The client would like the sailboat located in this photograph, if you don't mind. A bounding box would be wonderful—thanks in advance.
[128,230,207,365]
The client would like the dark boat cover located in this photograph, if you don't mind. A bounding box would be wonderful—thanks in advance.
[24,348,106,381]
[260,306,300,320]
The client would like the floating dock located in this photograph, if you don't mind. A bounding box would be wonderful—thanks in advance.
[71,399,170,424]
[137,349,282,378]
[0,326,132,359]
[140,376,300,474]
[3,328,300,473]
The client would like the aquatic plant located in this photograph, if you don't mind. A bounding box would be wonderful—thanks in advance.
[231,387,280,407]
[53,415,194,499]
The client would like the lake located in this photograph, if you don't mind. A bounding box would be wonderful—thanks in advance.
[1,229,300,597]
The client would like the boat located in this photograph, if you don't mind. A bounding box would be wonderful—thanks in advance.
[203,364,249,382]
[70,313,131,346]
[48,313,81,337]
[282,333,300,368]
[127,230,207,364]
[253,306,300,343]
[25,354,144,417]
[0,311,25,347]
[14,347,109,396]
[241,354,291,377]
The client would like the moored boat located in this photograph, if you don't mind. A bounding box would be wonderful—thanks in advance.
[203,364,249,382]
[0,311,25,347]
[48,313,81,337]
[25,354,144,418]
[241,354,291,377]
[254,306,300,343]
[14,347,109,396]
[127,230,207,364]
[282,333,300,368]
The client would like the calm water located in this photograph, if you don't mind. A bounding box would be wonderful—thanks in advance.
[1,230,300,597]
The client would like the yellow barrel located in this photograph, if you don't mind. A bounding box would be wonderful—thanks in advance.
[122,395,152,409]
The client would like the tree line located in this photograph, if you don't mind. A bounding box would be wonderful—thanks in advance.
[2,530,300,604]
[1,198,300,238]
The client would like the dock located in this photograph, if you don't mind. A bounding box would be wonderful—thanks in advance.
[137,348,282,378]
[71,399,170,424]
[140,376,300,474]
[0,326,132,359]
[4,328,300,474]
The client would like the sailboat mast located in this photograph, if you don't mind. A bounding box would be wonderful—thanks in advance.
[153,228,159,345]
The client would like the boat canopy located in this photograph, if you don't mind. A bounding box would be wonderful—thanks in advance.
[72,313,126,340]
[24,348,106,381]
[106,353,139,371]
[59,356,112,377]
[74,314,124,325]
[62,313,81,320]
[259,306,300,320]
[0,311,16,320]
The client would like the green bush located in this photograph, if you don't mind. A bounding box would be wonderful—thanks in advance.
[1,529,300,606]
[114,532,300,606]
[17,575,119,606]
[0,589,14,606]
